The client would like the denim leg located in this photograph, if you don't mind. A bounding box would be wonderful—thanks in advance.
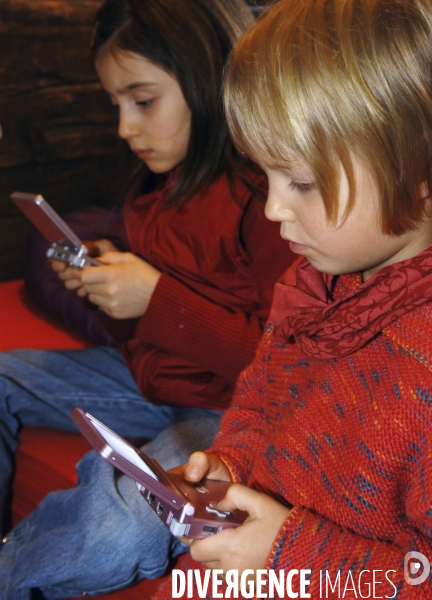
[0,347,182,529]
[0,409,221,600]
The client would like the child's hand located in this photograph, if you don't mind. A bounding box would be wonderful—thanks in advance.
[49,239,119,293]
[188,484,291,580]
[169,452,233,548]
[176,451,232,484]
[86,239,119,256]
[51,261,83,292]
[75,251,161,318]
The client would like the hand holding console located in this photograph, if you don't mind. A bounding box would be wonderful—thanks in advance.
[70,407,248,539]
[11,192,102,268]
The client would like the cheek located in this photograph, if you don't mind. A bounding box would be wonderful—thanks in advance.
[155,96,191,141]
[326,220,377,262]
[174,112,191,148]
[155,116,190,146]
[299,202,329,236]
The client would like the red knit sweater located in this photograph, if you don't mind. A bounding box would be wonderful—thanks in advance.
[120,169,294,410]
[155,250,432,599]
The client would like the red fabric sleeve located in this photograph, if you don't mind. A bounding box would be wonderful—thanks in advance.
[154,447,432,600]
[133,200,294,383]
[156,508,430,599]
[208,356,270,481]
[263,500,432,598]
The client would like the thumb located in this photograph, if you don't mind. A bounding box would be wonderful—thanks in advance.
[184,451,230,482]
[91,239,119,255]
[218,483,261,517]
[184,451,212,482]
[97,250,129,265]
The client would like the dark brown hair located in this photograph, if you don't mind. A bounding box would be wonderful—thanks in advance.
[93,0,263,208]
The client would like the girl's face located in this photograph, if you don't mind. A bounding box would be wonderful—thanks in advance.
[96,50,192,173]
[263,156,432,281]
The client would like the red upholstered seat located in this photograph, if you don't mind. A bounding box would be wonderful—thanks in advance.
[0,279,90,352]
[2,280,172,599]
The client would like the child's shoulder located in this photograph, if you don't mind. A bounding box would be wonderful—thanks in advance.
[383,301,432,373]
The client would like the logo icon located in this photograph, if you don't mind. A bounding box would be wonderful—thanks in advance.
[404,551,430,586]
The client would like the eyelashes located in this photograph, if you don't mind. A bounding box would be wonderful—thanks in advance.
[136,99,154,108]
[289,180,315,193]
[107,98,154,108]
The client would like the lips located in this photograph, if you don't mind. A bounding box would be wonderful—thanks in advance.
[132,148,153,160]
[289,241,310,254]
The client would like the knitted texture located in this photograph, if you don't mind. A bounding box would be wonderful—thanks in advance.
[154,255,432,599]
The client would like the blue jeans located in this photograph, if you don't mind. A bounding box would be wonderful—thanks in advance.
[0,347,221,599]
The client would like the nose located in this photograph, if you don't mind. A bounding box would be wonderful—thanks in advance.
[264,183,297,223]
[117,106,141,141]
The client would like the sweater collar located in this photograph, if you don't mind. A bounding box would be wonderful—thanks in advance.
[272,245,432,358]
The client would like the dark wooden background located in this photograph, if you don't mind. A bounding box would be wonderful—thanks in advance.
[0,0,269,282]
[0,0,131,281]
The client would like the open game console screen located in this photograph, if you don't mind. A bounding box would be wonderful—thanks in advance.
[87,414,158,480]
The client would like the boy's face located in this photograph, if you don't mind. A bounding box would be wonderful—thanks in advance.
[263,156,432,280]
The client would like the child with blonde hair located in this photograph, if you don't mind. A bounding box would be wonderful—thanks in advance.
[155,0,432,596]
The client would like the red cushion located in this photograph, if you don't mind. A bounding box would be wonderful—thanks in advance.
[3,280,169,598]
[0,279,90,351]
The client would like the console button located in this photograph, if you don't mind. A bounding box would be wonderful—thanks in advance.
[205,503,230,518]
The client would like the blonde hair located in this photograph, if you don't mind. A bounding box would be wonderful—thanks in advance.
[224,0,432,234]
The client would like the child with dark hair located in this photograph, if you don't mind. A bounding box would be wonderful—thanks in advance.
[153,0,432,597]
[0,0,293,597]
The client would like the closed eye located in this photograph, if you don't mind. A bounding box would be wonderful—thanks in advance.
[136,99,154,108]
[289,180,315,193]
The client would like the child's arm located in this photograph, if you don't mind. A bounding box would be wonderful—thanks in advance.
[167,480,431,599]
[171,335,432,597]
[176,450,432,599]
[260,417,432,594]
[126,203,292,384]
[263,496,432,597]
[60,250,161,318]
[51,199,291,385]
[203,339,273,481]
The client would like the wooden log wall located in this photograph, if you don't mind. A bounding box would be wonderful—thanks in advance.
[0,0,268,282]
[0,0,131,281]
